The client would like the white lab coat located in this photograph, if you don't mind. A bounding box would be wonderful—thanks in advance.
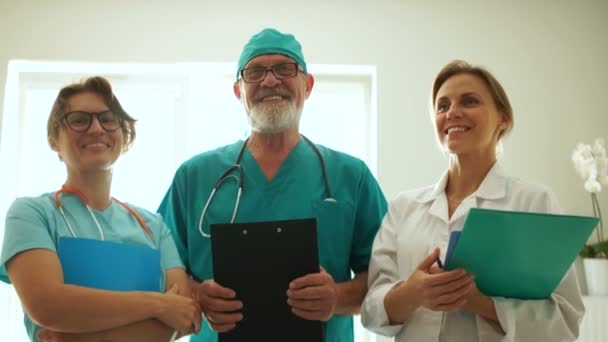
[361,163,585,342]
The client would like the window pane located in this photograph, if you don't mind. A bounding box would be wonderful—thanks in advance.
[301,76,372,165]
[111,87,180,209]
[0,62,377,342]
[19,89,66,194]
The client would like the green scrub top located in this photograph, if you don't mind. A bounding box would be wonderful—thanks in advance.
[159,139,387,342]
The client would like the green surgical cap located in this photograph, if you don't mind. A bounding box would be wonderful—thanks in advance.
[236,28,307,79]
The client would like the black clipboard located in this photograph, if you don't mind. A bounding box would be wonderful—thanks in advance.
[210,218,323,342]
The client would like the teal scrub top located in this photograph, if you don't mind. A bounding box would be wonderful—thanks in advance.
[158,139,388,342]
[0,193,184,342]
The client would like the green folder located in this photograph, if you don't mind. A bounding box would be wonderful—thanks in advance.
[446,208,598,299]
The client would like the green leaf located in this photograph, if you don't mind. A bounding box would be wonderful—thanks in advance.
[592,240,608,258]
[580,241,608,259]
[580,245,596,258]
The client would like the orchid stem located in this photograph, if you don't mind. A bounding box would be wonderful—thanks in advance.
[592,193,604,242]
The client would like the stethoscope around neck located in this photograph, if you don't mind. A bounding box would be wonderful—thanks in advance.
[198,135,334,238]
[54,186,153,241]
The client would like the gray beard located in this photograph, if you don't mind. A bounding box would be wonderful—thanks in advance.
[248,101,301,133]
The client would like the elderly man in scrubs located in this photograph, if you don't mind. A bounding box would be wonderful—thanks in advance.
[158,28,388,342]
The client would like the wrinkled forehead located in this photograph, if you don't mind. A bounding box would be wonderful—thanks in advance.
[244,54,297,68]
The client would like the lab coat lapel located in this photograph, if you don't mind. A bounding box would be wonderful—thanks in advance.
[425,170,450,224]
[450,163,508,223]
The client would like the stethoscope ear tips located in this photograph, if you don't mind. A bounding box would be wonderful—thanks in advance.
[323,198,337,202]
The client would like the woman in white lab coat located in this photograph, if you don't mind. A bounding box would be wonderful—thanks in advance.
[361,60,584,342]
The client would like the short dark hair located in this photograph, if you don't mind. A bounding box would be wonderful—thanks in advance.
[47,76,136,151]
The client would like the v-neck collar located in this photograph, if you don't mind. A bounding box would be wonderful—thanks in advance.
[241,138,307,188]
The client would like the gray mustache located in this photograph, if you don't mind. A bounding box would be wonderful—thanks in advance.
[254,89,291,101]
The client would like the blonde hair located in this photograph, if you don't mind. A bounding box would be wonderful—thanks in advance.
[431,60,513,141]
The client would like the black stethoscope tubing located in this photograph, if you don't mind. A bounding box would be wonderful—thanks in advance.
[198,135,333,238]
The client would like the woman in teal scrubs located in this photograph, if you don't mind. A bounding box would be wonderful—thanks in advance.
[0,76,201,341]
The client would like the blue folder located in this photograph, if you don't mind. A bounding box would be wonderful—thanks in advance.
[445,208,597,299]
[444,231,461,268]
[58,237,161,292]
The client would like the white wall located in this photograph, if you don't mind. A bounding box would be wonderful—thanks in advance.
[1,0,607,219]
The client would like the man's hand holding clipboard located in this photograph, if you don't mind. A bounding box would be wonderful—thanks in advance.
[287,267,338,321]
[208,218,323,342]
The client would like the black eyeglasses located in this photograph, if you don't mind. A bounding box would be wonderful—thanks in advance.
[62,110,122,132]
[239,63,304,83]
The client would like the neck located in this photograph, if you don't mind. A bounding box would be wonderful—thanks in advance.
[247,129,301,155]
[63,169,113,210]
[445,153,496,199]
[246,129,301,181]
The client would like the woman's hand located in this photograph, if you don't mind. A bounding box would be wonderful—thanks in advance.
[385,248,476,324]
[461,281,500,322]
[37,329,65,342]
[156,284,201,335]
[406,248,475,312]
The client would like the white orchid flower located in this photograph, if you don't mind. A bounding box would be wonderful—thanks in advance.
[593,138,607,157]
[573,138,607,249]
[572,139,607,192]
[585,178,602,193]
[577,157,597,180]
[579,143,594,159]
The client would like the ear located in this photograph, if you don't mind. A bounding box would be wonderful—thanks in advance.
[498,112,507,130]
[49,139,64,161]
[49,138,59,152]
[233,81,241,100]
[304,74,314,99]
